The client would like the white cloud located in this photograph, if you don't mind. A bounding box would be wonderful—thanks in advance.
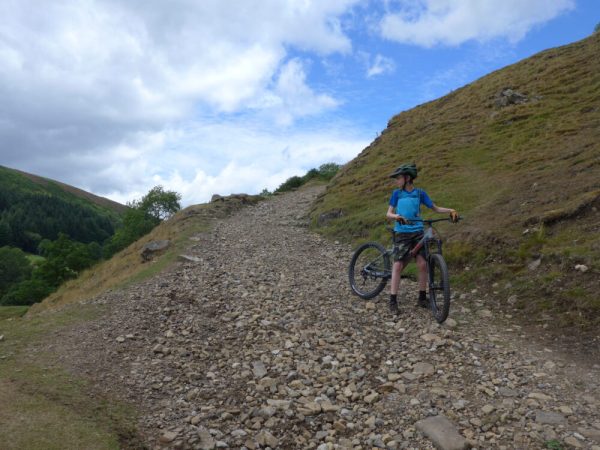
[366,54,396,77]
[252,59,339,126]
[141,119,370,206]
[0,0,361,121]
[379,0,575,46]
[0,0,366,203]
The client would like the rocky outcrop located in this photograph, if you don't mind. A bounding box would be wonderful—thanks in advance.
[494,88,529,107]
[317,209,344,227]
[140,240,170,262]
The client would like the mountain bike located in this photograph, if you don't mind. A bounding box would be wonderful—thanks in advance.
[348,218,459,323]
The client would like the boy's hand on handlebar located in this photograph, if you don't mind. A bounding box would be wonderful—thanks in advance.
[396,214,407,224]
[450,210,459,223]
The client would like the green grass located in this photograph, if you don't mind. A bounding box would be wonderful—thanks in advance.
[545,439,564,450]
[0,305,29,320]
[121,222,210,288]
[0,304,142,449]
[311,32,600,330]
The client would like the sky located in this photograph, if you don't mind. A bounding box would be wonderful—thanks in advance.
[1,0,598,206]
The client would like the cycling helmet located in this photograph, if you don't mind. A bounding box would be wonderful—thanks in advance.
[389,163,418,179]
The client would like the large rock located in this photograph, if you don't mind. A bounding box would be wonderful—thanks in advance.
[535,410,566,425]
[413,362,435,376]
[140,240,170,262]
[317,209,344,227]
[252,361,267,378]
[494,88,529,107]
[415,415,468,450]
[179,254,202,263]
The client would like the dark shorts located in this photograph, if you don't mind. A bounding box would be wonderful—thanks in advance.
[393,231,424,262]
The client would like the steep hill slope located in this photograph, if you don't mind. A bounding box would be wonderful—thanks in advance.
[4,166,127,214]
[0,165,125,251]
[310,33,600,328]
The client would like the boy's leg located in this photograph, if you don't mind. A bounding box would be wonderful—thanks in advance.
[389,260,404,314]
[416,254,428,307]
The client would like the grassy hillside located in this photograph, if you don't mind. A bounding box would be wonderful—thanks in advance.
[311,33,600,328]
[6,166,127,214]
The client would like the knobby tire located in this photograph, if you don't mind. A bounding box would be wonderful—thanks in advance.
[428,253,451,323]
[348,242,389,300]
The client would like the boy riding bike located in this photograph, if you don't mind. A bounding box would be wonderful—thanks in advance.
[386,163,459,315]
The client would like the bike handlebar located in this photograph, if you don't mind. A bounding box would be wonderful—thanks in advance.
[386,217,462,233]
[409,216,463,224]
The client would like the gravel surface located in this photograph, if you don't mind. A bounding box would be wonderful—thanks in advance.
[51,185,600,449]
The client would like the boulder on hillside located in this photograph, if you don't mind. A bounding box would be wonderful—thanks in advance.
[211,193,254,204]
[494,88,529,107]
[140,240,170,262]
[317,209,344,227]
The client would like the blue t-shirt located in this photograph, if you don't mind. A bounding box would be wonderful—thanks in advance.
[389,188,434,233]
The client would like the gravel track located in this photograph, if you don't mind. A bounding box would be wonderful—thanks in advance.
[52,185,599,450]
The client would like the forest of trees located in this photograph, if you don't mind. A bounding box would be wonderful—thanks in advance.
[0,172,181,306]
[0,184,117,252]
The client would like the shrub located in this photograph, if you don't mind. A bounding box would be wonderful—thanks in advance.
[0,278,54,306]
[274,163,341,193]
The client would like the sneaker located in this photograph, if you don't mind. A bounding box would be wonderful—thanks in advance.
[389,298,399,315]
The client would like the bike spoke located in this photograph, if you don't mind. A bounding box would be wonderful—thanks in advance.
[349,242,390,300]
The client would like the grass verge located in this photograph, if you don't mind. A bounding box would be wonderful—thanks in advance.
[0,303,143,450]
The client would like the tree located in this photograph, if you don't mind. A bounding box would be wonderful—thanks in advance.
[102,186,182,258]
[1,278,53,306]
[103,207,157,258]
[0,220,11,247]
[595,22,600,34]
[36,233,101,284]
[0,246,32,297]
[137,186,182,221]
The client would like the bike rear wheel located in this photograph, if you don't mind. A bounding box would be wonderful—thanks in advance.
[348,242,390,300]
[428,253,451,323]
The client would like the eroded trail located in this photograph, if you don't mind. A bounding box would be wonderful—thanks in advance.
[55,186,599,450]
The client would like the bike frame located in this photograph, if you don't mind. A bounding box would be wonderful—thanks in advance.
[361,218,450,280]
[408,218,445,260]
[349,217,457,322]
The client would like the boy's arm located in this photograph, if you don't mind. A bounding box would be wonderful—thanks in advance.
[386,205,407,224]
[432,204,459,222]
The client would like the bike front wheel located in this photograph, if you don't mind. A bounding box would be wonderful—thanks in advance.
[348,242,390,300]
[428,253,451,323]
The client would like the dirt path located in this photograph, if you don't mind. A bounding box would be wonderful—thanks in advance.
[52,185,599,449]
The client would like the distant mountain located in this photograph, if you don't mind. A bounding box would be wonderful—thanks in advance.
[0,165,126,252]
[311,33,599,328]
